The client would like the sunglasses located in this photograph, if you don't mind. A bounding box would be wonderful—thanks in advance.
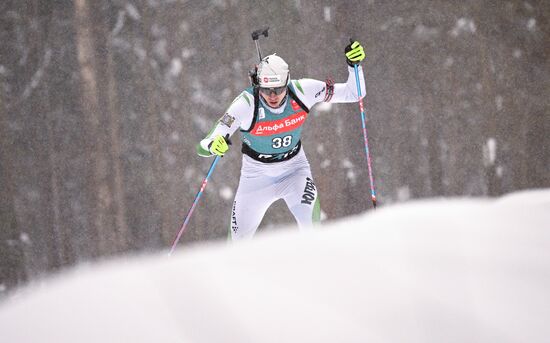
[259,86,287,96]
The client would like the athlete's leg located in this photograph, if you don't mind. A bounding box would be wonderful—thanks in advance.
[230,175,278,240]
[282,170,321,231]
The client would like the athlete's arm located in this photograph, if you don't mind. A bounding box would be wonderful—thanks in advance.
[330,65,366,103]
[289,65,366,110]
[197,90,254,157]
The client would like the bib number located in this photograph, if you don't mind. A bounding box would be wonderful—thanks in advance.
[272,135,292,149]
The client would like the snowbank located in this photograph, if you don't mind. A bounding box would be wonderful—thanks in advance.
[1,189,549,342]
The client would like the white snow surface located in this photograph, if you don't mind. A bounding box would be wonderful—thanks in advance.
[1,189,550,342]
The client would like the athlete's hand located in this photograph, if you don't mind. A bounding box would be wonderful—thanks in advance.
[345,40,365,66]
[208,134,231,157]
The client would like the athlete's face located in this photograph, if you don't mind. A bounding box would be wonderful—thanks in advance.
[259,86,287,108]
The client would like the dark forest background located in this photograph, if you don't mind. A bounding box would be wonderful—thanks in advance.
[1,0,548,295]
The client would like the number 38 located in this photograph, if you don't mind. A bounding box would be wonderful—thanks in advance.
[272,135,292,149]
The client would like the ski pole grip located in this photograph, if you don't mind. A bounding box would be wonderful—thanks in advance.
[252,27,269,40]
[224,134,232,146]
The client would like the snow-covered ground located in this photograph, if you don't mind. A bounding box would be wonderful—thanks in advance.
[1,189,549,342]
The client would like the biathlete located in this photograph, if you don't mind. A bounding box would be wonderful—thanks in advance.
[197,40,366,239]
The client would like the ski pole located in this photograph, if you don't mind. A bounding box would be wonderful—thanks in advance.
[352,59,377,209]
[169,155,221,255]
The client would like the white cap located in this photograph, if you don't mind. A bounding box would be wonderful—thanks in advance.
[257,54,289,88]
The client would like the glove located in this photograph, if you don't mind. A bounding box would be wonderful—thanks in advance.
[208,134,231,157]
[345,40,365,66]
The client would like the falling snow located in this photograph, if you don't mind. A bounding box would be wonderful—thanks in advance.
[450,18,477,37]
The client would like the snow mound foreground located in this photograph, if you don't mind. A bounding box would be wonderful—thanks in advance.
[1,189,549,342]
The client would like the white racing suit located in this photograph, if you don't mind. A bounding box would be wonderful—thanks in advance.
[198,66,366,239]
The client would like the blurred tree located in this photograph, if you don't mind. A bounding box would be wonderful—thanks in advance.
[74,0,129,255]
[0,89,27,292]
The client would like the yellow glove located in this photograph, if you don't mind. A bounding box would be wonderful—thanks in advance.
[208,135,231,157]
[345,40,365,66]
